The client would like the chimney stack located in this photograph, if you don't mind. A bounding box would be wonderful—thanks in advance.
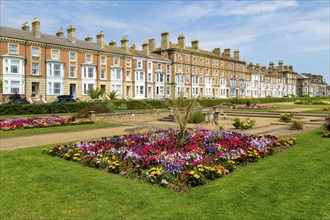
[161,31,169,50]
[142,41,149,55]
[289,65,293,71]
[56,28,64,37]
[148,39,156,52]
[130,43,136,50]
[178,34,185,49]
[109,40,116,46]
[32,18,40,38]
[224,48,231,58]
[96,31,105,48]
[278,60,284,71]
[233,50,240,60]
[22,22,29,31]
[121,35,129,51]
[191,40,199,51]
[67,25,76,43]
[85,35,93,42]
[213,48,221,56]
[269,61,274,69]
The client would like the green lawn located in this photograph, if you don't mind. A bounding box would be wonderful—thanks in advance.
[0,121,126,138]
[0,128,329,219]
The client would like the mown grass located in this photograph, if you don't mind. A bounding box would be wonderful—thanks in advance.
[0,128,329,219]
[0,121,126,138]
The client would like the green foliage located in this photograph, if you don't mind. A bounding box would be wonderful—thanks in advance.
[187,111,204,124]
[107,91,118,100]
[87,87,104,100]
[232,117,256,129]
[280,113,293,122]
[290,120,304,130]
[1,128,329,219]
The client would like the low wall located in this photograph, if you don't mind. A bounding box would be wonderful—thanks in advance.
[93,110,169,122]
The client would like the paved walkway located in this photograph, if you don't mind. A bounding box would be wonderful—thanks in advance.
[1,113,325,151]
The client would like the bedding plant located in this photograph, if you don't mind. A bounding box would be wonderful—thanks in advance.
[0,116,93,130]
[43,129,296,192]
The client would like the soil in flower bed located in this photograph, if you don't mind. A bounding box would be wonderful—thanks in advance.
[43,129,296,192]
[0,117,93,131]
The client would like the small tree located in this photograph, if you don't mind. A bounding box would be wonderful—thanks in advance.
[87,87,104,100]
[166,96,200,145]
[107,91,118,100]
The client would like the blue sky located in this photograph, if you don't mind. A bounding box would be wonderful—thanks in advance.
[1,0,329,83]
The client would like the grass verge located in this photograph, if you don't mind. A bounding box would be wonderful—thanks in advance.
[0,128,329,219]
[0,121,126,138]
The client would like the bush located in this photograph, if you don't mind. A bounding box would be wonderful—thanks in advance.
[280,113,293,122]
[290,120,304,130]
[294,100,303,104]
[188,111,204,124]
[232,117,256,129]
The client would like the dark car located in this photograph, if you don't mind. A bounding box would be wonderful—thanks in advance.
[5,99,30,104]
[51,95,76,104]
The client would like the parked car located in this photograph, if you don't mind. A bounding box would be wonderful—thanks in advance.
[5,99,30,105]
[51,95,76,104]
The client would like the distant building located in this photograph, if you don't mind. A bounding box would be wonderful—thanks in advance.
[297,73,327,97]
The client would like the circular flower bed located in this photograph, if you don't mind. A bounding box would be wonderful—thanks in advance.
[43,129,296,191]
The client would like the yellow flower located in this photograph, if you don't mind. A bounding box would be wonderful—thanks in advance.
[190,171,195,175]
[194,174,200,179]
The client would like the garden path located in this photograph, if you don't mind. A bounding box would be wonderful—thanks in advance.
[1,114,325,151]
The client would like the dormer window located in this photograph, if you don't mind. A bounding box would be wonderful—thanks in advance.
[86,54,92,63]
[9,44,18,55]
[52,50,59,59]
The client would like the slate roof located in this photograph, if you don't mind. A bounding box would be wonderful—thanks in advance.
[0,26,130,56]
[129,49,171,62]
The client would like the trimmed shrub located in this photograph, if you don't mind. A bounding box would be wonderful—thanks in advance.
[290,120,304,130]
[188,111,204,124]
[280,113,293,122]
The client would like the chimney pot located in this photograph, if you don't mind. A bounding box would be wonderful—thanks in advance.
[56,28,64,37]
[22,22,29,31]
[109,40,116,46]
[85,35,93,42]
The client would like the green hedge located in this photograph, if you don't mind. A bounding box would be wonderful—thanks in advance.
[1,96,329,116]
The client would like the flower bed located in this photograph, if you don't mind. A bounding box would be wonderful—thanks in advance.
[43,129,296,191]
[0,117,94,130]
[236,105,277,109]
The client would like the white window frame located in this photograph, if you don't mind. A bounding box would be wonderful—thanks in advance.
[126,59,131,67]
[51,49,59,60]
[114,57,120,66]
[70,66,76,78]
[9,44,18,55]
[32,62,39,75]
[100,68,106,79]
[32,47,40,57]
[86,54,92,63]
[70,51,76,62]
[101,56,106,65]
